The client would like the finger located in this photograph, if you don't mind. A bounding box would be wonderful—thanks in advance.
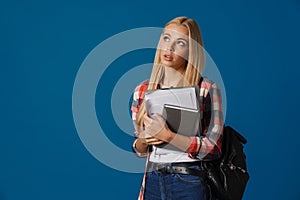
[150,113,158,120]
[143,114,152,125]
[144,113,151,120]
[145,137,157,143]
[144,120,150,127]
[145,121,165,136]
[138,130,152,138]
[145,137,161,143]
[152,113,159,117]
[148,140,165,145]
[151,113,164,123]
[148,116,165,129]
[146,137,164,145]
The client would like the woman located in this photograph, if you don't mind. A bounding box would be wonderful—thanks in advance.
[131,16,224,200]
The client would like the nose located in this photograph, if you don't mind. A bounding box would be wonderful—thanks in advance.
[166,42,175,52]
[167,47,174,52]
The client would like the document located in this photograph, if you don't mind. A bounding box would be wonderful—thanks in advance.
[145,86,200,116]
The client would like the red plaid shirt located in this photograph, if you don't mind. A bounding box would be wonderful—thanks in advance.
[131,77,224,160]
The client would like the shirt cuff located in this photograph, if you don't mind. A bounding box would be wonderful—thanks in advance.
[188,137,202,159]
[132,139,147,157]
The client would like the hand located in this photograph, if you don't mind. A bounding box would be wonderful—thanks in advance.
[142,113,175,143]
[138,130,165,145]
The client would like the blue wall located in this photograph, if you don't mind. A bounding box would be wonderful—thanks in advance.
[1,0,300,199]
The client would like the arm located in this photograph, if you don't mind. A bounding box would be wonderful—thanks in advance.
[189,82,224,160]
[131,82,148,157]
[131,81,164,157]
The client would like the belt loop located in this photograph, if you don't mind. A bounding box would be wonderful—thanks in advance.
[166,165,171,173]
[167,163,173,174]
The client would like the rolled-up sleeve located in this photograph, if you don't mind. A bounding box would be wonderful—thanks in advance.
[188,81,224,160]
[131,81,149,157]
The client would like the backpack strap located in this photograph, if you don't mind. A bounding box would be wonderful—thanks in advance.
[198,77,204,135]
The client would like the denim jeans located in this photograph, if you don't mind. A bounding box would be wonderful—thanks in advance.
[144,165,208,200]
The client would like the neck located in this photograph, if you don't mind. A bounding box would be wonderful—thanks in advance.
[162,66,184,87]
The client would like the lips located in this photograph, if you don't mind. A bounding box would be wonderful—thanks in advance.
[163,53,173,61]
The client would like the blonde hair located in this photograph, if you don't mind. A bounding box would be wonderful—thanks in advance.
[136,16,205,132]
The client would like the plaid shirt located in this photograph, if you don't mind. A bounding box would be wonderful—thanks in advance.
[131,77,224,200]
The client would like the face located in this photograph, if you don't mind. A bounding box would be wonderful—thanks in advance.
[159,24,189,74]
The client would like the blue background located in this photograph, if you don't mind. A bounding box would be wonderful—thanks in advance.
[1,0,300,199]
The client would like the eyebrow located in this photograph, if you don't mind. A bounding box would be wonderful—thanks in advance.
[162,32,188,43]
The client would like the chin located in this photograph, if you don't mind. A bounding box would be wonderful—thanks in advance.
[161,61,171,67]
[162,64,174,69]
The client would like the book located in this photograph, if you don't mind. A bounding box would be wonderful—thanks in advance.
[155,104,201,151]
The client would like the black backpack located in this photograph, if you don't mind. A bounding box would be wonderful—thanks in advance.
[204,126,250,200]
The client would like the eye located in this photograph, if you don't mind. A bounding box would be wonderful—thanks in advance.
[163,36,170,42]
[177,40,186,47]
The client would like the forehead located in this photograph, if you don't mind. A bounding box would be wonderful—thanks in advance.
[163,24,189,39]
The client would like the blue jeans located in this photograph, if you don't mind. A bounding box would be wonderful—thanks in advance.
[144,165,208,200]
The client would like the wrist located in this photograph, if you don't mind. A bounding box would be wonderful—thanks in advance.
[166,130,175,143]
[137,138,148,148]
[133,138,148,155]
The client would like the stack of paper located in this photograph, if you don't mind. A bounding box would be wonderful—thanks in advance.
[145,86,200,116]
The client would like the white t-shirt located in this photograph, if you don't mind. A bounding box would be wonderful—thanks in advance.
[149,145,199,163]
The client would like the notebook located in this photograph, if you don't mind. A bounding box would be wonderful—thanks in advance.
[155,104,201,151]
